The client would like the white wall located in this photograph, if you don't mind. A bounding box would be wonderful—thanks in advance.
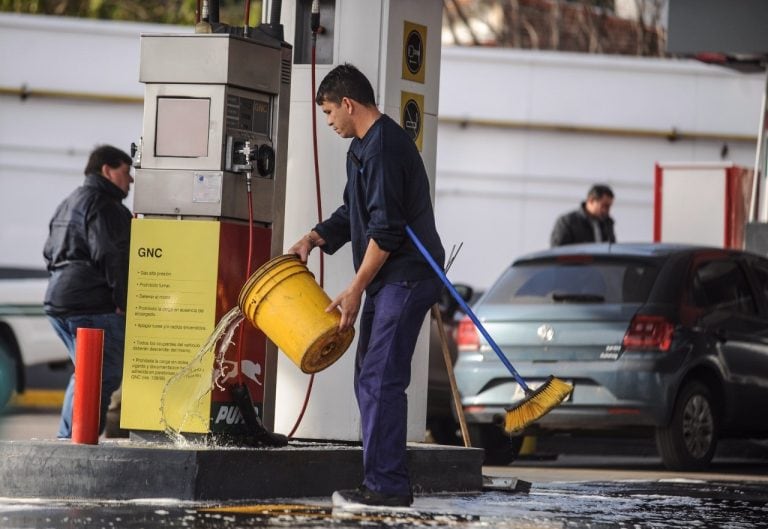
[0,14,189,269]
[436,47,762,288]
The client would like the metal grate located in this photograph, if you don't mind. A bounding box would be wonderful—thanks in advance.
[281,58,292,84]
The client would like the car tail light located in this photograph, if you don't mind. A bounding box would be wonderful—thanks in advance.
[622,315,674,351]
[455,315,480,352]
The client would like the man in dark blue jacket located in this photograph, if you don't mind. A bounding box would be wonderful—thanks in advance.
[43,145,133,439]
[289,64,444,508]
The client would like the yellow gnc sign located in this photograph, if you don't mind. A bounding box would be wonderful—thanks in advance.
[122,218,219,433]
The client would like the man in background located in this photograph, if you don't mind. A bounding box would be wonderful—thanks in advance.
[43,145,133,439]
[551,184,616,246]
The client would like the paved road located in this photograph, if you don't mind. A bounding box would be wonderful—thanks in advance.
[497,453,768,485]
[0,409,59,441]
[2,410,767,528]
[0,470,765,528]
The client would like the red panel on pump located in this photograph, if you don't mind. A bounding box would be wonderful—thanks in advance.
[209,220,272,434]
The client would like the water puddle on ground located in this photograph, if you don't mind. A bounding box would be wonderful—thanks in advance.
[3,482,767,529]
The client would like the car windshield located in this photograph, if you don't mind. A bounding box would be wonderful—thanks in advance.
[483,258,659,305]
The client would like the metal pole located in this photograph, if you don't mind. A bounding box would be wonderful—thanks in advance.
[751,68,768,222]
[72,328,104,445]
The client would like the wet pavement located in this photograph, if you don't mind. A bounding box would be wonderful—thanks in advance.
[2,413,767,528]
[1,477,767,528]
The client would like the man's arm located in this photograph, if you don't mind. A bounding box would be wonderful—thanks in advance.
[89,205,131,311]
[326,238,390,331]
[550,214,570,247]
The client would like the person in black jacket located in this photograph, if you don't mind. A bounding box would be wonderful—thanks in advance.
[43,145,133,439]
[550,184,616,247]
[288,64,444,508]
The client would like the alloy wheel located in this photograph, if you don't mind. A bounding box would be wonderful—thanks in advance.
[681,394,714,459]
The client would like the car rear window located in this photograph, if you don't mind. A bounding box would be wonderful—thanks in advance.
[483,259,659,305]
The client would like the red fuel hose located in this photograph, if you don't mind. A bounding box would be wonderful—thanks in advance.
[235,186,255,386]
[288,25,323,439]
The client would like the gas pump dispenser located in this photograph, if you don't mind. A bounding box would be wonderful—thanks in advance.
[120,0,444,445]
[121,21,291,440]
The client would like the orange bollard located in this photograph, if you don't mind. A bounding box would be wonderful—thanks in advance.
[72,328,104,445]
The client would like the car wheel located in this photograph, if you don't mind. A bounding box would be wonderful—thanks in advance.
[468,423,523,465]
[0,340,18,411]
[655,380,718,471]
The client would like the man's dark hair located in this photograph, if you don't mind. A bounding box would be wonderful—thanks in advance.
[587,184,614,200]
[315,63,376,107]
[84,145,132,176]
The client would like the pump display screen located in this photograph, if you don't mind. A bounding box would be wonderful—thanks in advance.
[155,97,210,157]
[226,94,271,136]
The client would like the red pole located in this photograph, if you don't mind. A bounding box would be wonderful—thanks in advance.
[72,328,104,445]
[653,163,663,243]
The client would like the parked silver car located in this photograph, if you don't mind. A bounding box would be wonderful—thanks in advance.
[0,268,69,409]
[454,243,768,470]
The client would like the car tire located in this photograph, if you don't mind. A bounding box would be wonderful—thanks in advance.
[468,423,523,465]
[0,340,18,411]
[655,380,718,471]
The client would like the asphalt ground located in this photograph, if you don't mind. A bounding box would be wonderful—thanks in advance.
[0,475,766,528]
[2,410,768,528]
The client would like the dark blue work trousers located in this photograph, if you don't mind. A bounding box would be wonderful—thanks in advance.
[354,277,442,496]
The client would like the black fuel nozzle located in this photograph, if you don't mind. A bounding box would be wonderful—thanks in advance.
[245,171,252,193]
[230,383,288,447]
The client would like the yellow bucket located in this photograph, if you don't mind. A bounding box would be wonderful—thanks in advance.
[238,254,355,374]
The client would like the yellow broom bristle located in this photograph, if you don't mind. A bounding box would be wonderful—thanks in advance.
[504,376,573,434]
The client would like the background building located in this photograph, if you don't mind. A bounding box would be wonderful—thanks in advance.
[0,12,762,290]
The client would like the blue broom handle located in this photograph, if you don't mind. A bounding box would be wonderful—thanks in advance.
[405,226,531,392]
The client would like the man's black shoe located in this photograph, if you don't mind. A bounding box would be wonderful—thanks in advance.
[332,485,413,508]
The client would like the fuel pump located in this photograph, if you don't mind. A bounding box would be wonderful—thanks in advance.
[120,7,292,442]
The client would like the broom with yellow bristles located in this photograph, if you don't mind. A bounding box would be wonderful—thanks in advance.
[406,226,573,433]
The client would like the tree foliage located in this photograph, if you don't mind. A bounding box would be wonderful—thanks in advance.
[444,0,666,56]
[0,0,260,26]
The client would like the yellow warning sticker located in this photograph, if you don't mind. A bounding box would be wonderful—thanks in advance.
[402,21,427,84]
[400,91,425,152]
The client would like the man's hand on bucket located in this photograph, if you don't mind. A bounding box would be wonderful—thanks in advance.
[288,231,324,263]
[327,285,363,332]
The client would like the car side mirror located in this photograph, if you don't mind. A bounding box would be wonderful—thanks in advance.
[454,284,474,303]
[439,283,474,320]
